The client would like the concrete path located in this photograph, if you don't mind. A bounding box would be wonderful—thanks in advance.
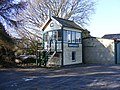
[0,65,120,90]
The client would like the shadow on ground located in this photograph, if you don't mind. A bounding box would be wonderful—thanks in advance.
[0,64,120,90]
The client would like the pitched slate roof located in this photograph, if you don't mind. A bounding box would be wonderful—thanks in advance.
[102,34,120,40]
[52,16,83,30]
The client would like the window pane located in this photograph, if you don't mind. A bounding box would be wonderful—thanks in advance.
[76,32,81,43]
[72,31,76,43]
[68,31,71,43]
[64,30,67,42]
[53,31,57,40]
[44,32,48,42]
[48,31,52,41]
[58,30,61,41]
[72,51,76,61]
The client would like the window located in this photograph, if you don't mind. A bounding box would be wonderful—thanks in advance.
[53,31,57,40]
[68,31,71,43]
[44,32,48,42]
[76,32,81,43]
[58,30,61,41]
[64,30,67,42]
[72,51,76,61]
[72,31,76,43]
[48,31,52,41]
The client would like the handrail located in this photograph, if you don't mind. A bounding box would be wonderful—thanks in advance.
[42,47,51,67]
[48,51,56,62]
[42,39,57,67]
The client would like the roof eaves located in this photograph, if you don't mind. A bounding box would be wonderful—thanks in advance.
[41,18,52,31]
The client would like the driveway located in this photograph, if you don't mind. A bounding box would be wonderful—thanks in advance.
[0,65,120,90]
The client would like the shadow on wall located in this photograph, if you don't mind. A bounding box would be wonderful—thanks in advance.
[83,37,115,64]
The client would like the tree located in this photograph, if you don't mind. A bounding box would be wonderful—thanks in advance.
[41,0,96,26]
[0,22,15,67]
[0,0,26,27]
[0,0,26,67]
[20,0,96,26]
[14,0,96,53]
[17,0,96,39]
[0,22,14,48]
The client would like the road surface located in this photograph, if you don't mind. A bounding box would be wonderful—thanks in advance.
[0,65,120,90]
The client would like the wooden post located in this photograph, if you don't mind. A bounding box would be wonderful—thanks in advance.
[36,43,38,66]
[55,40,57,52]
[61,27,64,66]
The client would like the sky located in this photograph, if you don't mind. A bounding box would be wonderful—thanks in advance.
[87,0,120,37]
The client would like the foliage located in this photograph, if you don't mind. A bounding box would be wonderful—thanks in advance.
[82,29,91,38]
[0,0,95,56]
[0,23,16,67]
[0,23,14,48]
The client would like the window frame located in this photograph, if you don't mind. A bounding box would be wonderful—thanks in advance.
[67,31,72,43]
[63,30,68,42]
[71,31,76,43]
[76,32,81,43]
[72,51,76,62]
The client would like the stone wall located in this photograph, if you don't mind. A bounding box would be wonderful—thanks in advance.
[63,44,82,65]
[83,37,115,64]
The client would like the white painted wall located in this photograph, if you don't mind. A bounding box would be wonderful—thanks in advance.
[83,38,115,64]
[44,19,62,32]
[63,44,82,65]
[63,27,82,32]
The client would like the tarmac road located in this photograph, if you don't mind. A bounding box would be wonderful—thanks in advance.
[0,65,120,90]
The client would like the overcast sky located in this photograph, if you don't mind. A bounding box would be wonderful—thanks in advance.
[87,0,120,37]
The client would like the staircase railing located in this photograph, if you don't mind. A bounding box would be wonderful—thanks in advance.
[42,48,51,67]
[42,40,57,67]
[46,51,56,66]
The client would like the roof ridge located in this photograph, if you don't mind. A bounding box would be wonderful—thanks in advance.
[52,16,83,30]
[52,16,73,22]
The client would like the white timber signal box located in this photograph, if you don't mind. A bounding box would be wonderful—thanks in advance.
[42,16,83,66]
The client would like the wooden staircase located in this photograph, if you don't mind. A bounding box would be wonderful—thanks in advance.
[36,40,61,67]
[47,51,56,66]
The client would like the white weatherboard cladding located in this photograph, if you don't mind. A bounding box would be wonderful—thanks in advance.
[44,19,61,32]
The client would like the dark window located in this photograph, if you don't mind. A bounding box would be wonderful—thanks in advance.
[58,30,61,41]
[53,31,57,40]
[72,51,76,61]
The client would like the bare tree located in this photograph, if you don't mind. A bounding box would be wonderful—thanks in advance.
[22,0,96,26]
[15,0,96,51]
[0,0,26,27]
[18,0,96,35]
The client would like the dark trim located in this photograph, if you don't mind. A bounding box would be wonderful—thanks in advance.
[42,19,52,31]
[55,40,57,52]
[71,31,72,43]
[75,31,76,43]
[81,33,84,64]
[114,41,117,64]
[61,26,64,66]
[42,33,44,49]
